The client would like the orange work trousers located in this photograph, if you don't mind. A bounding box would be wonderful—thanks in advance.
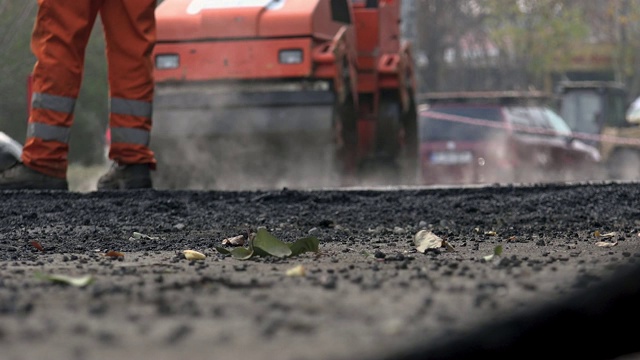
[23,0,157,178]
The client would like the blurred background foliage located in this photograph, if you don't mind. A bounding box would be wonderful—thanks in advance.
[409,0,640,95]
[2,0,640,165]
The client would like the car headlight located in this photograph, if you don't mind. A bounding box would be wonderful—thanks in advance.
[155,54,179,69]
[279,49,303,64]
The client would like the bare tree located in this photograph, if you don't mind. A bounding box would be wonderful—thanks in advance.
[414,0,490,92]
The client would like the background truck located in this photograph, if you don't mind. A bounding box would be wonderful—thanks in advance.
[555,80,640,180]
[150,0,418,190]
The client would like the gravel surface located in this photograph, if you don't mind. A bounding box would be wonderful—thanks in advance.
[1,181,640,360]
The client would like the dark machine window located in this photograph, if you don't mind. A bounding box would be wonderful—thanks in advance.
[559,90,602,134]
[607,92,627,127]
[331,0,352,24]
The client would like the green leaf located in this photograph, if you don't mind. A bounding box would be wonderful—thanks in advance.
[215,246,254,260]
[36,272,94,287]
[288,237,319,256]
[214,246,231,255]
[483,245,504,262]
[253,228,292,258]
[216,229,320,260]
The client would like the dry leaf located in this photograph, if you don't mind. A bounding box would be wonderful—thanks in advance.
[129,232,159,241]
[285,265,306,277]
[30,241,45,252]
[596,241,618,248]
[414,230,444,253]
[598,232,616,238]
[484,231,497,236]
[508,236,517,241]
[442,240,456,252]
[105,250,124,258]
[183,250,206,260]
[222,235,245,246]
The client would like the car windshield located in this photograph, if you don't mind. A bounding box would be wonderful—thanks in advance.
[543,107,573,136]
[420,106,503,141]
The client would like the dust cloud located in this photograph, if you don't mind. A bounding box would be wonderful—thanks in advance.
[148,81,366,190]
[150,133,345,191]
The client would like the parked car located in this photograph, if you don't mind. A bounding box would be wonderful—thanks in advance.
[418,91,602,185]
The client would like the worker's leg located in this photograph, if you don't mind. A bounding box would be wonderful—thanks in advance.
[22,0,102,178]
[99,0,157,168]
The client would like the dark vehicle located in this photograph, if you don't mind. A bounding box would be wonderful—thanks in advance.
[418,91,601,185]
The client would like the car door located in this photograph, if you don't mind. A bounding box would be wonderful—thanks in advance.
[524,106,570,172]
[504,106,553,180]
[541,107,600,171]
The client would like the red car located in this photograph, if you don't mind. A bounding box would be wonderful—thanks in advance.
[418,91,602,185]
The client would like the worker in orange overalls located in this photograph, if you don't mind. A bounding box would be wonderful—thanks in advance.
[0,0,157,190]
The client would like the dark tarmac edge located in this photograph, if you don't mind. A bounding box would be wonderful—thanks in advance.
[385,261,640,360]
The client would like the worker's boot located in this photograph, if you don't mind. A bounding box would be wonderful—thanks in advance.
[97,162,152,190]
[0,162,68,190]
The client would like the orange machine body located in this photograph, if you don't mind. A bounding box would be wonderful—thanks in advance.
[151,0,418,189]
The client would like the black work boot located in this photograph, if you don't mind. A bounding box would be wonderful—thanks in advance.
[97,163,152,190]
[0,162,68,190]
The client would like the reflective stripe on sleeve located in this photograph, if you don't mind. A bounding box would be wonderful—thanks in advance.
[110,127,150,146]
[31,93,76,113]
[110,97,153,118]
[27,122,71,143]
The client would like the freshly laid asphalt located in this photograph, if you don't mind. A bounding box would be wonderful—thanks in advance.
[1,181,640,360]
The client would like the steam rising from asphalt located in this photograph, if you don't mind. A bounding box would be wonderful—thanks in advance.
[151,134,345,191]
[150,82,352,190]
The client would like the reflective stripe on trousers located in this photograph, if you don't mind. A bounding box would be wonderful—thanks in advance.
[21,0,157,178]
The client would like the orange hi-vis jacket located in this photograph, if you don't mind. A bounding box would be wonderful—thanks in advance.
[23,0,157,179]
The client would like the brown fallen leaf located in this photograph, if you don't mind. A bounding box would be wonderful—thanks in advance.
[105,250,124,258]
[593,230,616,238]
[442,240,456,252]
[30,241,45,252]
[221,235,245,246]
